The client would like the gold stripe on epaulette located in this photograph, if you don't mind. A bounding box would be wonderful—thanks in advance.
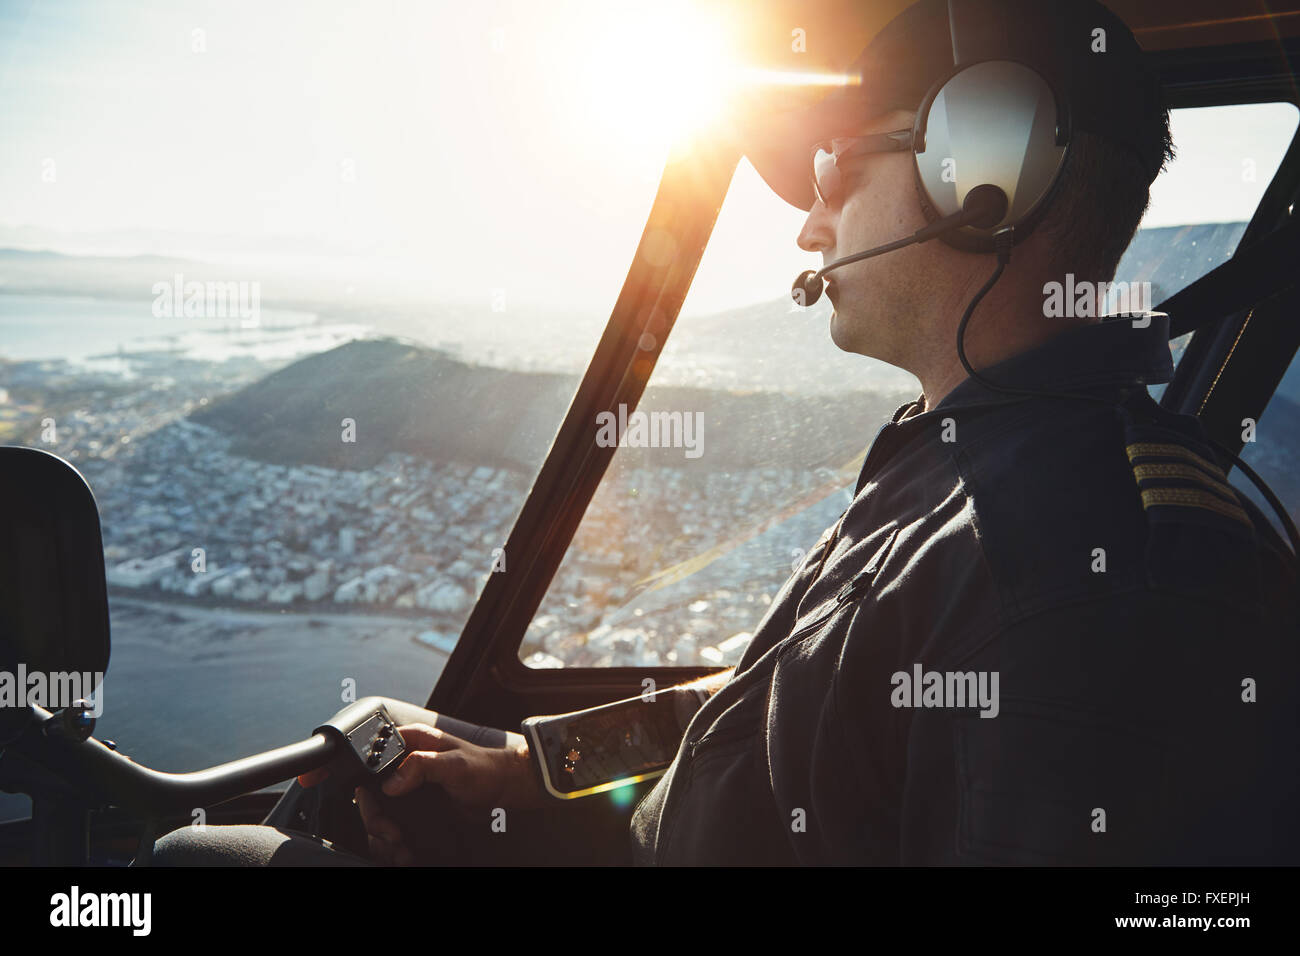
[1139,487,1252,526]
[1125,441,1229,480]
[1131,462,1238,500]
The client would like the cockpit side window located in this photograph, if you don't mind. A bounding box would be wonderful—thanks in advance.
[521,101,1299,670]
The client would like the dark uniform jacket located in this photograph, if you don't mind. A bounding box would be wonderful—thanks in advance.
[630,313,1299,865]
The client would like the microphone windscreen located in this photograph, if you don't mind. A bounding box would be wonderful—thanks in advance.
[792,270,823,307]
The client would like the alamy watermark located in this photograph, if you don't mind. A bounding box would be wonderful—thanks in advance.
[595,403,704,459]
[50,886,150,935]
[890,664,999,718]
[1043,274,1152,318]
[152,273,261,328]
[0,665,104,717]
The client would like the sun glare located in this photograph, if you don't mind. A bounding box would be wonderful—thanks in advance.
[553,2,859,154]
[565,2,737,150]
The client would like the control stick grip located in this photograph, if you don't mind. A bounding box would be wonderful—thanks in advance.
[312,702,409,786]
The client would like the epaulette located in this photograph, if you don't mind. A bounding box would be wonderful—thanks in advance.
[1124,436,1254,533]
[1122,419,1262,601]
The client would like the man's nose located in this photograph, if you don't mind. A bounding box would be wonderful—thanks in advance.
[797,201,834,254]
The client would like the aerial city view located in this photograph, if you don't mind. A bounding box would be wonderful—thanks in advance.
[0,256,908,685]
[3,217,1290,830]
[2,218,1288,692]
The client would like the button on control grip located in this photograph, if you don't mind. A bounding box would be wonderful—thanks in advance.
[351,711,406,779]
[314,704,409,785]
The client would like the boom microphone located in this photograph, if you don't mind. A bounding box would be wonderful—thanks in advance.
[791,184,1008,307]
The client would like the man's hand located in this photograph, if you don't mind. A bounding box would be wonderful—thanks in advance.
[301,723,543,865]
[293,677,734,864]
[378,723,540,808]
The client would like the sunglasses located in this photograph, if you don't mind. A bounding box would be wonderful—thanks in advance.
[811,129,914,208]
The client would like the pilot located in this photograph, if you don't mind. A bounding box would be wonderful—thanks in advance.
[151,0,1299,866]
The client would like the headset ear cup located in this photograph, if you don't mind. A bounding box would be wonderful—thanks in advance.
[913,59,1068,252]
[912,164,939,226]
[913,156,995,254]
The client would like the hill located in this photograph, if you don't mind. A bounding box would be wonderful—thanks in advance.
[189,338,909,474]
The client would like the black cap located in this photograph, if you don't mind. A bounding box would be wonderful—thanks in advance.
[744,0,1165,211]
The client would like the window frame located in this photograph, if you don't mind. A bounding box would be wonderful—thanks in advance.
[1158,49,1300,451]
[430,37,1300,730]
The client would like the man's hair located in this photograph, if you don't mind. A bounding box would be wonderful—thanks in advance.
[1035,114,1176,283]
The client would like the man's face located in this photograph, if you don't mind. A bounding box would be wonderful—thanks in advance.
[797,108,933,367]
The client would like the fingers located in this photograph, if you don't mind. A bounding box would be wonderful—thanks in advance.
[366,832,395,865]
[380,724,466,797]
[356,786,413,865]
[382,748,459,796]
[394,722,459,753]
[355,787,400,841]
[297,766,329,788]
[365,831,413,865]
[298,723,447,790]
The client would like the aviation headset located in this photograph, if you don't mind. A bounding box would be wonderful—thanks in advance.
[792,0,1146,289]
[914,0,1162,250]
[792,0,1300,561]
[909,45,1067,251]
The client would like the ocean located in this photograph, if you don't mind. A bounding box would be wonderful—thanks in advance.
[0,292,367,368]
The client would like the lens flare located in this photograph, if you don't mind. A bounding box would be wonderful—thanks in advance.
[556,1,861,153]
[608,782,639,810]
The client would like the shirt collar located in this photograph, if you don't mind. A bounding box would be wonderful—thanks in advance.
[935,312,1174,411]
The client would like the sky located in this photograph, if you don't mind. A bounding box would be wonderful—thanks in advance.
[1,0,1296,318]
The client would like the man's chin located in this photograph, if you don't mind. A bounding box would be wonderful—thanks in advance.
[829,307,884,360]
[828,308,855,353]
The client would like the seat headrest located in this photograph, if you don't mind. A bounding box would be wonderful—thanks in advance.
[0,447,110,729]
